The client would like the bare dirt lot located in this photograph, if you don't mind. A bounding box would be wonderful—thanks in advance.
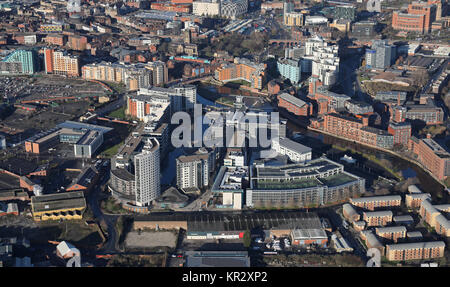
[125,231,177,249]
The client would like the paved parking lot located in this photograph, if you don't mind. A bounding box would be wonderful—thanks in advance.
[125,231,177,249]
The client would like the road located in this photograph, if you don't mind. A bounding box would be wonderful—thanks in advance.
[85,164,120,254]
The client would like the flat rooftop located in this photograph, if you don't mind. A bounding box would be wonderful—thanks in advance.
[135,211,323,232]
[185,251,250,267]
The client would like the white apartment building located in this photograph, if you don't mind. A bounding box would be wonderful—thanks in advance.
[176,149,214,189]
[134,138,160,206]
[137,84,197,113]
[272,137,312,163]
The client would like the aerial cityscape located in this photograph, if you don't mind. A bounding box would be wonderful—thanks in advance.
[0,0,449,269]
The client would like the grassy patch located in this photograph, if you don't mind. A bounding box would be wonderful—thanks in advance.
[101,196,129,214]
[107,106,127,120]
[216,97,235,107]
[100,141,123,158]
[106,254,166,267]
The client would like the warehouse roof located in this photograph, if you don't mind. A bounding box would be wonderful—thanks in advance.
[135,211,323,232]
[31,191,86,213]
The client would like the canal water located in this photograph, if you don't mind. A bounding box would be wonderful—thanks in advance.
[287,121,447,203]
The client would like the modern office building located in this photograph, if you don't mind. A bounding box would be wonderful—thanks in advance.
[366,40,397,69]
[277,58,302,84]
[211,166,247,210]
[0,49,39,75]
[392,1,437,34]
[24,121,112,157]
[246,157,365,208]
[134,138,160,207]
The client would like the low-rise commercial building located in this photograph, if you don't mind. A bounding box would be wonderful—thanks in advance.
[31,191,86,221]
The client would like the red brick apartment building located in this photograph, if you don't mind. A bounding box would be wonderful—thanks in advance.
[323,113,368,142]
[385,242,445,261]
[388,121,411,146]
[363,211,393,227]
[405,193,431,208]
[278,93,312,116]
[68,35,88,51]
[375,226,407,243]
[409,135,450,180]
[392,1,437,34]
[45,34,66,46]
[350,195,402,211]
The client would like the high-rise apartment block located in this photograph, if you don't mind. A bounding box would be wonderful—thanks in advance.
[134,138,160,207]
[44,48,80,77]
